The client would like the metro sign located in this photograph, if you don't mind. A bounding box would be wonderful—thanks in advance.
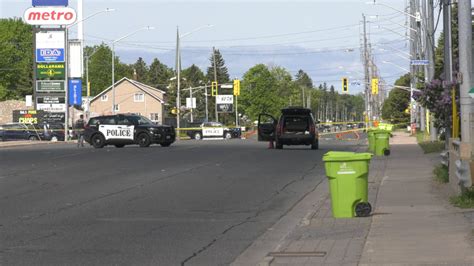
[24,7,77,25]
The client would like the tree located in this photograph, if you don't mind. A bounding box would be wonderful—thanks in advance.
[381,74,410,124]
[239,64,286,120]
[146,58,173,90]
[132,57,148,82]
[181,64,207,119]
[294,69,313,88]
[0,18,33,100]
[85,44,133,96]
[206,49,230,83]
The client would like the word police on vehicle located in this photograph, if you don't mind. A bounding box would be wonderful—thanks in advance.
[84,114,175,148]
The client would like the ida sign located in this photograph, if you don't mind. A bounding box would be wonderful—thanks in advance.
[24,7,77,25]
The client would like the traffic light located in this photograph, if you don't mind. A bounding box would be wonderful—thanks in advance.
[233,79,240,96]
[371,78,379,95]
[211,81,218,96]
[342,77,348,93]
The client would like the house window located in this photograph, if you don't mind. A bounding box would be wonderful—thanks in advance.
[113,104,119,112]
[150,113,159,122]
[134,93,144,102]
[101,95,108,101]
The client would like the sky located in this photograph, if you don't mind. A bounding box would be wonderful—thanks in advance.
[1,0,436,93]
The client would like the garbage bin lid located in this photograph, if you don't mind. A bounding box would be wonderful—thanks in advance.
[323,151,372,162]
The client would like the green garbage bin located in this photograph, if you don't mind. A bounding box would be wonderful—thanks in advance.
[374,130,390,156]
[367,129,376,153]
[323,151,373,218]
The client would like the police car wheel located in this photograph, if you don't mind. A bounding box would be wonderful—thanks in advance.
[194,132,202,140]
[29,136,38,141]
[91,134,105,148]
[115,144,125,148]
[160,142,171,147]
[225,132,232,139]
[138,133,151,147]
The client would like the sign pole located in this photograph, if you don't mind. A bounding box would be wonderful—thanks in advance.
[64,27,69,141]
[235,95,238,127]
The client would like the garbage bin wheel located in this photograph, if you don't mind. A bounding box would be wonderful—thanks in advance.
[384,149,390,156]
[355,202,372,217]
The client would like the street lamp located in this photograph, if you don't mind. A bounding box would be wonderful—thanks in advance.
[378,48,411,61]
[67,8,115,29]
[175,24,213,135]
[84,47,100,119]
[382,60,410,72]
[376,25,414,42]
[111,26,154,114]
[67,8,115,77]
[366,1,420,21]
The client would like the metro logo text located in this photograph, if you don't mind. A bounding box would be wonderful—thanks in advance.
[24,7,77,25]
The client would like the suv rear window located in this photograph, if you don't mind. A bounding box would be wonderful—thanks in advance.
[283,116,310,132]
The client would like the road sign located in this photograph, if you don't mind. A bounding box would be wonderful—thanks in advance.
[186,97,196,108]
[24,6,77,25]
[68,79,82,105]
[36,48,65,62]
[371,78,379,95]
[217,103,233,113]
[36,63,65,80]
[410,59,429,66]
[216,95,233,104]
[32,0,68,6]
[221,84,233,89]
[469,88,474,98]
[36,80,65,92]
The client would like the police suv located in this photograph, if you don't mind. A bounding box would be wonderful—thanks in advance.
[84,114,175,148]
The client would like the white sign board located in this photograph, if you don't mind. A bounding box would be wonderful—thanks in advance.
[216,95,233,104]
[99,125,134,140]
[37,103,66,112]
[24,7,77,25]
[68,40,82,78]
[186,97,196,108]
[202,127,224,137]
[26,95,33,107]
[36,31,65,49]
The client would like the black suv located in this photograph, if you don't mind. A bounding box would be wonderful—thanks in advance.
[84,114,175,148]
[258,107,319,149]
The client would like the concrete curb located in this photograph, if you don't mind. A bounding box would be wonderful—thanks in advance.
[231,177,330,266]
[0,140,75,148]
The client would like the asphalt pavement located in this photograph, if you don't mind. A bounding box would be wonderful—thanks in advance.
[0,138,363,266]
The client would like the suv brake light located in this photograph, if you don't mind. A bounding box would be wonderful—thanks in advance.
[310,123,316,134]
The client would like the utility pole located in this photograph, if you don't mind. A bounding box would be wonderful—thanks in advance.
[458,0,473,152]
[425,0,437,141]
[409,0,417,129]
[363,14,370,128]
[212,47,218,122]
[190,87,194,123]
[417,0,426,132]
[175,27,181,138]
[205,83,209,122]
[443,0,453,145]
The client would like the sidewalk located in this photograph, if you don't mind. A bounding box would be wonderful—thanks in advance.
[0,140,74,148]
[360,132,474,265]
[233,132,474,266]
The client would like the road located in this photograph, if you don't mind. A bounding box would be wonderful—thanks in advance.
[0,138,363,265]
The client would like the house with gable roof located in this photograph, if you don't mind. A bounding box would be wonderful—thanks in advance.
[89,77,167,124]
